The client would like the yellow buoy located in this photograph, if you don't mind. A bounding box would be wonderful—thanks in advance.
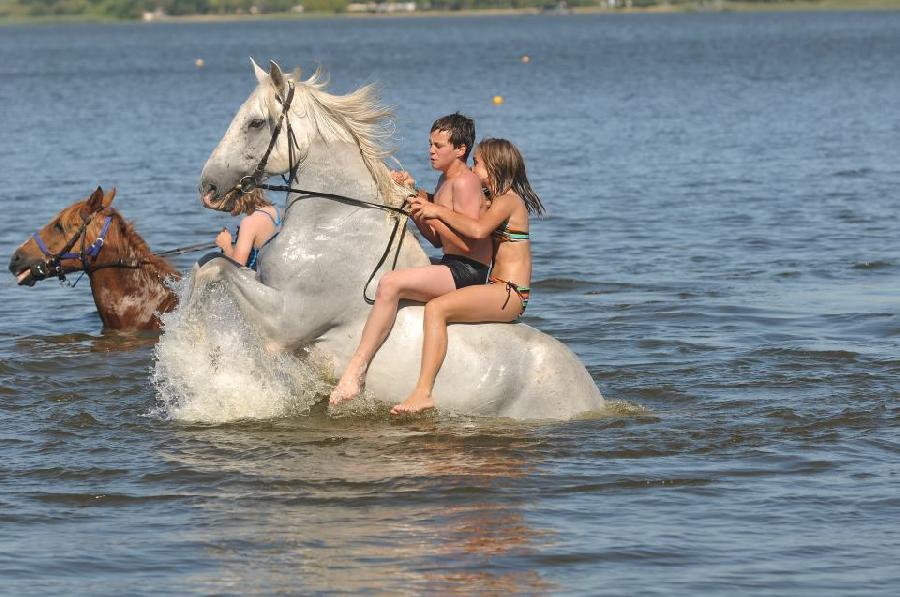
[521,55,530,63]
[493,95,504,105]
[195,58,205,68]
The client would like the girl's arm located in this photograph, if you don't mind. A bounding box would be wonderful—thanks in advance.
[410,194,516,239]
[230,227,257,267]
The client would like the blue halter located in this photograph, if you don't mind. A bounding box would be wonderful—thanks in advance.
[30,214,113,285]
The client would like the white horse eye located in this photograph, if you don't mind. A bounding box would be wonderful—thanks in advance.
[248,118,266,129]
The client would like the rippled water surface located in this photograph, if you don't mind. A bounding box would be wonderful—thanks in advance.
[2,11,899,595]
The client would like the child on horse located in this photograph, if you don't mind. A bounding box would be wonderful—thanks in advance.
[329,113,490,405]
[212,189,281,270]
[397,138,545,414]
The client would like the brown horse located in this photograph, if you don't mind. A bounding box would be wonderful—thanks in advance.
[8,187,180,331]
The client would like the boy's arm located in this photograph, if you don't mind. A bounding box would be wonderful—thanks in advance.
[411,212,442,247]
[413,210,472,251]
[394,169,439,245]
[421,176,481,252]
[450,175,484,221]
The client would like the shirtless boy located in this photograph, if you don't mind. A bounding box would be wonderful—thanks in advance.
[329,113,490,404]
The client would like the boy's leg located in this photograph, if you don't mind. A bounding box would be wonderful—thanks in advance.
[391,284,522,415]
[330,265,456,404]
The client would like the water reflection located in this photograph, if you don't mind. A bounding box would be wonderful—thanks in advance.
[422,502,551,594]
[160,415,552,592]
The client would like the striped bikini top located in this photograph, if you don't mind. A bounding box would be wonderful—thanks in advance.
[492,219,530,243]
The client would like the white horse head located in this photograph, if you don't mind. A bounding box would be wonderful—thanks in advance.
[199,59,403,212]
[175,60,604,420]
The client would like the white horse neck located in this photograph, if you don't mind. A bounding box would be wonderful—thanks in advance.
[289,139,380,203]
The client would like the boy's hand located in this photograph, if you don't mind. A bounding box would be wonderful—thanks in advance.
[215,227,232,251]
[390,170,416,188]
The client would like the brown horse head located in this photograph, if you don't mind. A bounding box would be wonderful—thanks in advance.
[9,186,180,331]
[9,186,117,286]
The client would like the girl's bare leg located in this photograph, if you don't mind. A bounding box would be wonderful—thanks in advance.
[392,284,523,415]
[329,265,455,404]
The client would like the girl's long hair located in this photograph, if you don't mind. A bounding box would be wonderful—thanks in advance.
[233,188,273,216]
[477,138,545,216]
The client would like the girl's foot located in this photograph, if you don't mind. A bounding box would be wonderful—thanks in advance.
[390,388,434,415]
[329,362,366,405]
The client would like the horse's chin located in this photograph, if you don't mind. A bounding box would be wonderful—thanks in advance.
[15,268,36,287]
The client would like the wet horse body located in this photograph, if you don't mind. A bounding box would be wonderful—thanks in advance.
[9,187,179,331]
[189,62,604,419]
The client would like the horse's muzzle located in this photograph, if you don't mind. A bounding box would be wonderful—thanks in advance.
[9,250,46,286]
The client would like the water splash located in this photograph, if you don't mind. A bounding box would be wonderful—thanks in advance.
[151,276,329,423]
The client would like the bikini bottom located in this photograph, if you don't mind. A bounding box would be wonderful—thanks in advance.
[489,274,530,314]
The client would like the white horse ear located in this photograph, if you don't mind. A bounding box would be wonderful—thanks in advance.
[269,60,285,93]
[250,57,267,83]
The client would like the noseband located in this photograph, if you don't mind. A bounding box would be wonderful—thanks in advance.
[30,211,113,285]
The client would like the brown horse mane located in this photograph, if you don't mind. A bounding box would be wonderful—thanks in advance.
[75,206,181,280]
[100,207,180,281]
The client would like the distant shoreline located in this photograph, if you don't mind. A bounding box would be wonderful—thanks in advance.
[3,2,900,27]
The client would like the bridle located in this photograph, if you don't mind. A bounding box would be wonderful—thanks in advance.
[220,80,412,304]
[30,210,144,286]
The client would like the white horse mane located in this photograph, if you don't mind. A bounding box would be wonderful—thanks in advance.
[266,68,408,209]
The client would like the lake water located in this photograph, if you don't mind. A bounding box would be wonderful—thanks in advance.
[1,11,899,595]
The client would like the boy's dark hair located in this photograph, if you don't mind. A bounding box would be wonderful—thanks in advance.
[430,113,476,161]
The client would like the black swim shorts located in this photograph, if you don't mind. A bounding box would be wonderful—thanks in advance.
[440,253,490,289]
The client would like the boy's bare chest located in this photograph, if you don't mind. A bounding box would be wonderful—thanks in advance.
[433,182,453,209]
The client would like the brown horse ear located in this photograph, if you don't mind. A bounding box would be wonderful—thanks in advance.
[269,60,285,94]
[87,186,105,213]
[103,187,117,208]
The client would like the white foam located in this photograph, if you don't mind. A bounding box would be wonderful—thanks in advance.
[151,276,329,423]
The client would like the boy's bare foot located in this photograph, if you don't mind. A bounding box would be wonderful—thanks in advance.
[390,388,435,415]
[329,362,366,405]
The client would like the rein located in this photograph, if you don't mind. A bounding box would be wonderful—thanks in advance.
[222,80,411,304]
[29,211,214,288]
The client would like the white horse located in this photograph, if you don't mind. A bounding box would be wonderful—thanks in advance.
[188,60,603,420]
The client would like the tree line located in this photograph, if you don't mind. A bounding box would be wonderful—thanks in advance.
[0,0,814,20]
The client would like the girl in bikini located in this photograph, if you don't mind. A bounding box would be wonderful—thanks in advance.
[397,138,544,415]
[211,189,281,270]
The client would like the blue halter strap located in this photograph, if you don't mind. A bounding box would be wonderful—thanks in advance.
[31,214,113,285]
